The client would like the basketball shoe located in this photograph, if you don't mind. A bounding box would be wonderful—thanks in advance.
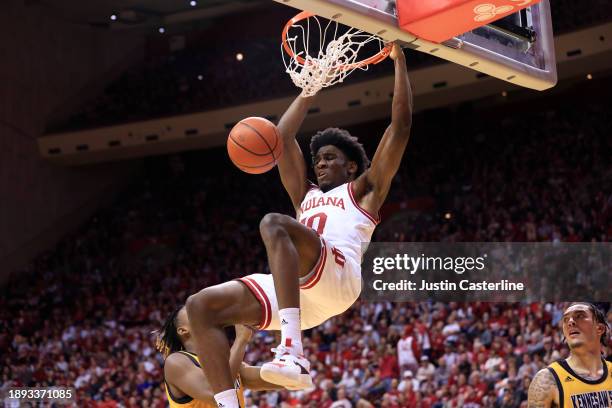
[260,344,312,389]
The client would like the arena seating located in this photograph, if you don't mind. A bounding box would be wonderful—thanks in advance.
[48,2,612,133]
[3,93,610,407]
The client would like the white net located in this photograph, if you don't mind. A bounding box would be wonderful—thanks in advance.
[282,14,388,97]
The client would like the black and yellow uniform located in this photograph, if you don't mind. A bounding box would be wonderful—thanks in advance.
[164,351,245,408]
[547,358,612,408]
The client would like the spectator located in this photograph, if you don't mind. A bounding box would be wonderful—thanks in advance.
[398,370,419,393]
[417,356,436,382]
[397,325,420,374]
[331,386,352,407]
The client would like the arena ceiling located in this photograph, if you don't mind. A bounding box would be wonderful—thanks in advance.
[32,0,268,29]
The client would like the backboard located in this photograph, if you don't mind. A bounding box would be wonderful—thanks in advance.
[274,0,557,90]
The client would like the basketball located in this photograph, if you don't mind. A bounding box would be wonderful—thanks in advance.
[227,117,283,174]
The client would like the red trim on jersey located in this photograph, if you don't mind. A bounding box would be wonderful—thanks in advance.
[246,278,272,329]
[307,180,319,192]
[300,238,327,289]
[347,182,380,224]
[238,277,271,330]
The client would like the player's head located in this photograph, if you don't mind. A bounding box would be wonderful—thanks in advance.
[562,302,609,352]
[310,128,370,192]
[155,304,191,358]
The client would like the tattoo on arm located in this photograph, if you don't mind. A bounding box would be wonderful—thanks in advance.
[528,369,558,408]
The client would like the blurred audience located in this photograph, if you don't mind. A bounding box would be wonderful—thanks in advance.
[2,92,611,407]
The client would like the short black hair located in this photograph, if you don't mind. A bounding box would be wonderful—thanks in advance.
[567,302,610,347]
[310,128,370,177]
[155,305,185,358]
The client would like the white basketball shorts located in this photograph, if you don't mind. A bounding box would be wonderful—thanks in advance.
[237,237,362,330]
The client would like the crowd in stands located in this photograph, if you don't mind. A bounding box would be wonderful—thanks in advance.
[243,301,579,408]
[3,90,611,407]
[49,1,612,132]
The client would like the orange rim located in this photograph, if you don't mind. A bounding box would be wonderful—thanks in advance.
[282,11,392,71]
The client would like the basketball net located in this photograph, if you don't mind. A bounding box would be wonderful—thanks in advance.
[282,12,391,97]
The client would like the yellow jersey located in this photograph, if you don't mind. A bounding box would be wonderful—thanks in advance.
[547,358,612,408]
[164,351,245,408]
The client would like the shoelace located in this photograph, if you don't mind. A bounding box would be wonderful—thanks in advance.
[270,344,291,358]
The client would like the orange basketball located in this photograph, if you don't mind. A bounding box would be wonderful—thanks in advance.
[227,117,283,174]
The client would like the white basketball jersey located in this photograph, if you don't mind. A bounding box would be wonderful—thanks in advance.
[397,337,417,366]
[297,182,378,261]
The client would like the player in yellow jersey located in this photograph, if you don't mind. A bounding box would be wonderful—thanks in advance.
[156,305,281,407]
[528,302,611,408]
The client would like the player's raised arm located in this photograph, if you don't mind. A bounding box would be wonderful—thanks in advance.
[276,95,316,211]
[229,325,254,379]
[527,368,558,408]
[357,43,413,211]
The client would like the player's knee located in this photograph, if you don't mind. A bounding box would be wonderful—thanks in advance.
[185,291,206,320]
[186,287,227,324]
[259,213,290,240]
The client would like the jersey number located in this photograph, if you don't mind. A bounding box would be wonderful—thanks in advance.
[300,212,345,267]
[332,247,345,267]
[300,212,327,235]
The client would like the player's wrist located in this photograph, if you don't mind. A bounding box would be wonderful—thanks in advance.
[234,337,250,346]
[394,52,406,64]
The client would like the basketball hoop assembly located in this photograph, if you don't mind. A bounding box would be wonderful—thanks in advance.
[282,11,392,96]
[276,0,557,91]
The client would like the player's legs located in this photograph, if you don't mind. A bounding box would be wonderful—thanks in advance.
[258,212,321,388]
[185,280,261,407]
[259,212,321,308]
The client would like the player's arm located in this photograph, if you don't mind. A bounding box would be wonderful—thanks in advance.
[229,325,254,379]
[527,368,559,408]
[276,95,316,210]
[354,43,412,213]
[164,353,216,405]
[231,326,282,390]
[239,363,285,391]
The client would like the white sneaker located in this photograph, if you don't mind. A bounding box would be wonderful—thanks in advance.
[260,344,312,390]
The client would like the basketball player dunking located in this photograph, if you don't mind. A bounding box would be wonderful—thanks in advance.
[528,303,611,408]
[186,43,412,408]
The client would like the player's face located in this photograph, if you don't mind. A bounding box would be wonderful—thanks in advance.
[562,304,602,350]
[314,145,357,192]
